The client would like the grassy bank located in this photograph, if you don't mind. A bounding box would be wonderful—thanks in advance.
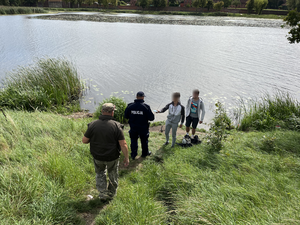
[48,8,285,19]
[0,58,83,114]
[0,6,47,15]
[0,109,299,224]
[96,130,300,224]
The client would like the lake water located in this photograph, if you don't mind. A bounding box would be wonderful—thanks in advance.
[1,13,300,122]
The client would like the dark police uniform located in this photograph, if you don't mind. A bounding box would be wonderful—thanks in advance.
[124,99,155,159]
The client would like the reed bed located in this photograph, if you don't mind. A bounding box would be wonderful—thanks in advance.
[0,58,83,113]
[238,91,300,131]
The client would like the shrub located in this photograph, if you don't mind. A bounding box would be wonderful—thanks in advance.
[246,0,254,13]
[205,101,230,151]
[0,8,5,14]
[232,0,241,8]
[238,91,300,131]
[213,1,224,11]
[253,0,267,15]
[94,96,128,123]
[0,58,83,113]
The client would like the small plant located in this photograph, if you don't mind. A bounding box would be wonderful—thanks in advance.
[261,134,277,153]
[205,101,230,151]
[94,96,128,123]
[286,113,300,131]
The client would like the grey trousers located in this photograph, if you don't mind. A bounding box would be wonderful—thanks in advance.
[165,120,178,147]
[93,158,119,198]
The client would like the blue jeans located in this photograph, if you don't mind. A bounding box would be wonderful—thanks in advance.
[129,129,149,159]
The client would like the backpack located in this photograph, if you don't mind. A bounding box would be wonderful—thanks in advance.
[191,135,202,145]
[177,135,193,147]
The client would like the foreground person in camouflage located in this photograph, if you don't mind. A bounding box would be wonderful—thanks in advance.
[82,103,129,201]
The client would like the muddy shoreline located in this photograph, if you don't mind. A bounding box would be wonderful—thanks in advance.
[33,13,286,28]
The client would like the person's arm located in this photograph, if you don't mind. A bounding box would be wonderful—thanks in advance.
[119,140,129,167]
[199,101,205,123]
[186,98,190,116]
[82,136,90,144]
[157,103,170,113]
[82,123,92,144]
[124,105,130,119]
[147,106,155,121]
[180,105,185,128]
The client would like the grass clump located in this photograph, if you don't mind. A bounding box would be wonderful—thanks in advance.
[94,96,127,123]
[238,91,300,131]
[0,58,83,113]
[0,6,46,15]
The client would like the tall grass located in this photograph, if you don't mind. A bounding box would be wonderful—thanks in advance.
[0,6,46,15]
[0,111,96,224]
[94,96,127,123]
[0,58,83,113]
[96,130,300,224]
[238,91,300,131]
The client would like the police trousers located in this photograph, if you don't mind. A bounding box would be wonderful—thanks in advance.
[129,129,149,159]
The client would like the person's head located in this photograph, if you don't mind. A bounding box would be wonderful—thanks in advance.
[101,103,116,116]
[192,89,200,98]
[172,92,180,102]
[136,91,145,100]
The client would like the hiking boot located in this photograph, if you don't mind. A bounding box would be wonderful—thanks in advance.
[99,193,113,202]
[164,141,169,145]
[141,151,152,158]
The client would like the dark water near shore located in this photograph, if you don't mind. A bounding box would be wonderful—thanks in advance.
[1,13,300,122]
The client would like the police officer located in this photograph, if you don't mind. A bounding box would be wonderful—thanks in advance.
[125,91,155,160]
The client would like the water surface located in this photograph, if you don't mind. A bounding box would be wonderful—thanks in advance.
[1,14,299,122]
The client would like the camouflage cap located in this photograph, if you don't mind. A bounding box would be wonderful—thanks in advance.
[102,103,116,112]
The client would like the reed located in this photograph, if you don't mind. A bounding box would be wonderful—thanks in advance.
[238,91,300,131]
[0,58,83,113]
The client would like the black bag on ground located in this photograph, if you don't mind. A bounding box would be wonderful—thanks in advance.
[191,135,202,145]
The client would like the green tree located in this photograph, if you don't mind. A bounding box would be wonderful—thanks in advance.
[286,0,300,10]
[206,0,213,10]
[152,0,160,7]
[193,0,207,11]
[213,1,224,10]
[102,0,108,7]
[246,0,254,13]
[160,0,167,7]
[77,0,84,7]
[139,0,149,8]
[222,0,231,7]
[267,0,280,9]
[253,0,268,14]
[231,0,241,7]
[284,10,300,43]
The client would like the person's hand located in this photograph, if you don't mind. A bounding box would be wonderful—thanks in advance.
[199,121,203,124]
[123,158,129,167]
[179,124,183,128]
[156,110,160,113]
